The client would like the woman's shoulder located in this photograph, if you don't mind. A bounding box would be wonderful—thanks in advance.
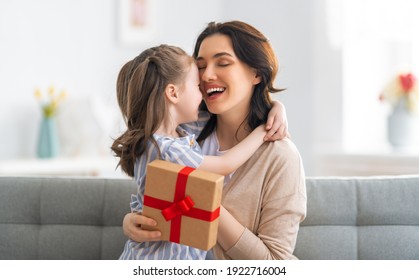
[253,138,306,199]
[258,137,302,163]
[235,137,304,181]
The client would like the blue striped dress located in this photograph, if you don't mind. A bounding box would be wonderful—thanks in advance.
[119,115,210,260]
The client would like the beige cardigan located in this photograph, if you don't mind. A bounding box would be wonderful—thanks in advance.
[212,138,307,260]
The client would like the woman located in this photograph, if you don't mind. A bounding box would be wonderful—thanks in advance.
[122,21,307,260]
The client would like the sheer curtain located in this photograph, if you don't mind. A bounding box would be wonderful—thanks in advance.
[331,0,419,151]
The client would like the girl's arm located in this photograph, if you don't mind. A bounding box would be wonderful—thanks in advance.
[198,125,265,176]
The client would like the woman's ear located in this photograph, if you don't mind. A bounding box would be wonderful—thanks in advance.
[165,84,179,104]
[252,69,262,85]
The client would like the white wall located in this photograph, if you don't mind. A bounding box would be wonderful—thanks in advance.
[0,0,342,175]
[0,0,222,157]
[222,0,316,174]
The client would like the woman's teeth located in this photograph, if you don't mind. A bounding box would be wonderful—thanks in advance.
[206,87,225,96]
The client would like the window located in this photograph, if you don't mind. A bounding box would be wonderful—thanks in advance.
[330,0,419,152]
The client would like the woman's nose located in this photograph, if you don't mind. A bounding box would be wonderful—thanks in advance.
[200,65,216,82]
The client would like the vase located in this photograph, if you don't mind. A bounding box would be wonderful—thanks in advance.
[387,97,415,148]
[37,117,59,158]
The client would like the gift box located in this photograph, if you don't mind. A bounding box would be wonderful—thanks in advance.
[142,160,224,251]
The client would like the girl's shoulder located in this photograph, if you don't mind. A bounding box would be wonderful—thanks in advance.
[153,130,204,168]
[153,128,196,149]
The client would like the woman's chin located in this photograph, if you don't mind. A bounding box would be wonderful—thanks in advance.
[204,99,225,115]
[205,104,224,115]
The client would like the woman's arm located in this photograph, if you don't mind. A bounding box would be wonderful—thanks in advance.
[214,140,307,260]
[198,125,265,175]
[216,206,246,251]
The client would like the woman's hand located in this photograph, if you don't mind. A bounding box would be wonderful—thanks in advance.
[264,100,290,141]
[122,212,162,243]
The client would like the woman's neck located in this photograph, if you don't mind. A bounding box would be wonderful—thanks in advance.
[216,111,251,150]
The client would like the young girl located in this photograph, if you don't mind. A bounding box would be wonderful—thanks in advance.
[112,45,286,260]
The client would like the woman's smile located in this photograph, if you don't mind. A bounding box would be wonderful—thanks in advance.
[203,84,226,101]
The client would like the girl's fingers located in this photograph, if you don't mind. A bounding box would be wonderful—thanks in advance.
[264,116,280,141]
[264,124,290,141]
[265,114,274,130]
[277,124,286,139]
[263,126,276,141]
[134,214,157,227]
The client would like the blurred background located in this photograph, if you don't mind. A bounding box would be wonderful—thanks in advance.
[1,0,418,177]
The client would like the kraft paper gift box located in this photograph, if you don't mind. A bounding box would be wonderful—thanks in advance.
[142,160,224,251]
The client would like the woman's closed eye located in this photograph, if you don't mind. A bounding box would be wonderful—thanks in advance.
[197,64,206,70]
[217,59,231,67]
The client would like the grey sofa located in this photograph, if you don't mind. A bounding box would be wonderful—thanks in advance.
[0,175,418,260]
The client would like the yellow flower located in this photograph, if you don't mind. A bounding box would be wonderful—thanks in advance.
[34,85,67,118]
[48,85,55,96]
[34,88,42,100]
[57,90,66,101]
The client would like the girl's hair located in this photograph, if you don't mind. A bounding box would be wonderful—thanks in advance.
[111,44,192,177]
[193,21,284,142]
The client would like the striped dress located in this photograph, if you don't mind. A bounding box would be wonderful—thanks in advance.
[119,116,209,260]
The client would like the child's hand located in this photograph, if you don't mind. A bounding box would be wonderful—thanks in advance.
[264,100,290,141]
[123,212,162,242]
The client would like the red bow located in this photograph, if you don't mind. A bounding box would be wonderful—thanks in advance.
[162,196,195,221]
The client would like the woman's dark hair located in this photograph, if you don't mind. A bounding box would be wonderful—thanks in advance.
[193,21,284,142]
[111,45,192,177]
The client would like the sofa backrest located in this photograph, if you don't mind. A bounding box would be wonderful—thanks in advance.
[294,175,419,260]
[0,176,136,260]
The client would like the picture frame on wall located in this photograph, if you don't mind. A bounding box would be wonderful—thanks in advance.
[118,0,155,45]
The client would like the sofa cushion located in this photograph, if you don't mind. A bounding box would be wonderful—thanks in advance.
[295,176,419,260]
[0,177,136,260]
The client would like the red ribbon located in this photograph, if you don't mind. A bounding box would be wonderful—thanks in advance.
[143,166,220,244]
